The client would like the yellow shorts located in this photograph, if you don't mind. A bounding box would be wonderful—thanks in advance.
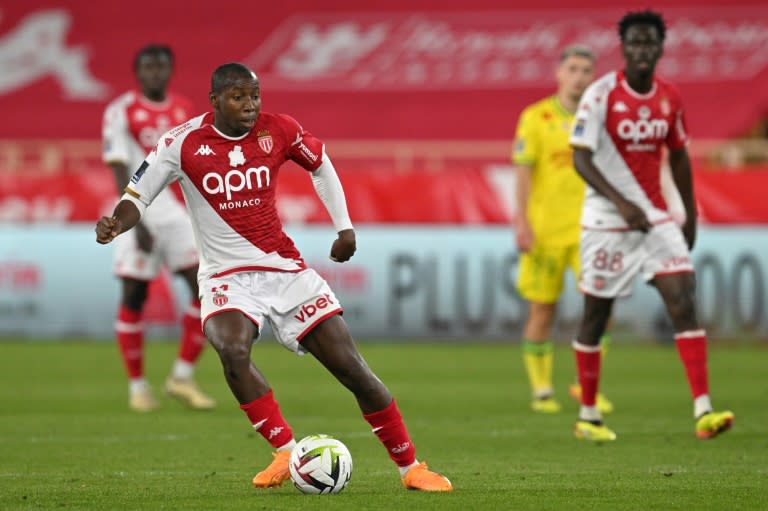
[516,243,580,304]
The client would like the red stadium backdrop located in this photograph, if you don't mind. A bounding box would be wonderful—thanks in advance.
[1,1,767,331]
[2,0,768,227]
[2,164,768,225]
[0,0,767,140]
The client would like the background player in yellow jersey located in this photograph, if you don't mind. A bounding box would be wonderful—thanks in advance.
[512,45,613,413]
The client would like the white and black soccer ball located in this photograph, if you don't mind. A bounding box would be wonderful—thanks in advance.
[289,434,353,494]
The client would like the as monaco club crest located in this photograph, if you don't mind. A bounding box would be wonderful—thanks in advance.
[212,285,229,307]
[257,131,273,154]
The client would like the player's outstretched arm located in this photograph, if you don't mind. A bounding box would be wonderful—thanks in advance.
[108,162,154,252]
[309,154,355,262]
[573,147,652,232]
[95,200,141,244]
[668,148,697,248]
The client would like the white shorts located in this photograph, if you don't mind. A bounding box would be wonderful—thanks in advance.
[579,221,694,298]
[113,213,198,280]
[200,269,343,354]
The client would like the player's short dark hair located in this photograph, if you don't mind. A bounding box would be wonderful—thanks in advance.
[133,44,174,70]
[210,63,258,93]
[618,9,667,42]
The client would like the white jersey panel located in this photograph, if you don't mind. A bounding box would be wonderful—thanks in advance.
[582,135,671,229]
[570,73,614,152]
[571,72,670,230]
[126,113,307,280]
[178,180,306,280]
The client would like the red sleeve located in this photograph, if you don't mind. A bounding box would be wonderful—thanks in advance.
[666,89,689,151]
[276,113,324,171]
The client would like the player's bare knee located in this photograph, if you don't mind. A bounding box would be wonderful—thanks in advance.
[122,281,148,309]
[211,332,252,369]
[663,287,696,321]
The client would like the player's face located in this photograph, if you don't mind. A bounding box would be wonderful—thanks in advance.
[211,78,261,137]
[136,54,172,97]
[556,55,594,102]
[621,25,663,77]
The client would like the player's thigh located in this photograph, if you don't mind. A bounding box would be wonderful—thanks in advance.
[268,269,343,354]
[153,218,199,274]
[641,222,695,282]
[200,273,265,344]
[113,232,162,280]
[516,245,570,304]
[300,314,364,373]
[579,229,644,298]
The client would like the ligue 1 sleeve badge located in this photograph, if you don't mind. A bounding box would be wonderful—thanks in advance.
[212,285,229,307]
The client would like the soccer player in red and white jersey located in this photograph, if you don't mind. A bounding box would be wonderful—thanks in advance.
[102,45,214,412]
[96,63,452,492]
[568,10,734,441]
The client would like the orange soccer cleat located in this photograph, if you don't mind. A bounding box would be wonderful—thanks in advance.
[252,450,291,488]
[401,462,453,492]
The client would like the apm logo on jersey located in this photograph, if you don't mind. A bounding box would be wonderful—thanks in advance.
[616,105,668,151]
[203,166,271,208]
[202,145,273,210]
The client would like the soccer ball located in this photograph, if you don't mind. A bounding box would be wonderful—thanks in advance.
[289,434,353,494]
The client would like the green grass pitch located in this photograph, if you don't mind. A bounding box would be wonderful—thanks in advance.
[1,340,766,510]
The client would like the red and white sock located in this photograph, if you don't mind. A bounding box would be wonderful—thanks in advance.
[363,400,418,475]
[173,299,206,380]
[240,390,296,451]
[573,340,602,421]
[116,305,144,388]
[675,329,712,417]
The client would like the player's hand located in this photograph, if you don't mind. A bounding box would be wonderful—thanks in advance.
[515,221,534,253]
[95,216,122,244]
[617,199,652,232]
[330,229,356,263]
[682,218,696,249]
[135,222,154,253]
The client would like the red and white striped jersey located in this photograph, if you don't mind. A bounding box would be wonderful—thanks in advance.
[103,91,193,226]
[570,70,688,230]
[125,111,326,279]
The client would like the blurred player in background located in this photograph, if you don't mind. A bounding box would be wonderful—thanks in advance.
[96,63,452,492]
[569,10,734,441]
[102,45,215,412]
[512,45,613,414]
